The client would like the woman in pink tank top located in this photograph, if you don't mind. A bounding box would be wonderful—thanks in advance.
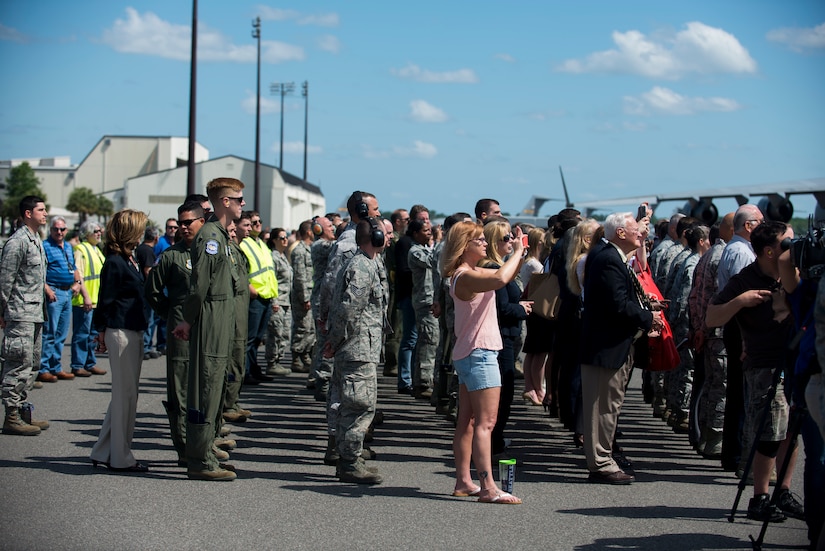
[441,221,526,504]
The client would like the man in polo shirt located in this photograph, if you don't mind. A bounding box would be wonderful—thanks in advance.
[40,216,86,381]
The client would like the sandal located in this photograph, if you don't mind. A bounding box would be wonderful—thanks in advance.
[478,490,522,504]
[451,486,481,497]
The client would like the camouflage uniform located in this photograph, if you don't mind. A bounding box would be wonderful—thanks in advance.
[182,219,237,473]
[290,241,315,366]
[408,242,441,392]
[308,238,333,385]
[648,236,680,409]
[265,248,292,370]
[688,238,727,451]
[0,225,46,409]
[327,250,388,462]
[665,251,699,422]
[319,224,357,428]
[145,240,194,460]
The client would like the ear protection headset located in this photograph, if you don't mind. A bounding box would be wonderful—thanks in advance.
[367,217,385,248]
[352,191,370,220]
[311,216,323,237]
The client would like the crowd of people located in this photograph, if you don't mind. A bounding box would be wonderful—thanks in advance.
[1,185,824,548]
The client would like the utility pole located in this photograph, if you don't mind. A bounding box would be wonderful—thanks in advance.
[302,81,308,182]
[187,0,198,196]
[270,82,295,170]
[252,16,261,210]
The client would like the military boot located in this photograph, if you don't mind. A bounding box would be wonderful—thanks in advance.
[20,402,49,430]
[3,406,41,436]
[323,435,340,466]
[337,457,381,483]
[214,438,237,451]
[267,363,291,376]
[212,446,230,461]
[701,429,723,459]
[219,424,232,437]
[291,355,308,373]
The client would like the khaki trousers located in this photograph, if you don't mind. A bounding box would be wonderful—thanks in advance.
[581,354,633,474]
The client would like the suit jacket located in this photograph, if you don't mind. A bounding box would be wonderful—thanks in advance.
[579,240,653,370]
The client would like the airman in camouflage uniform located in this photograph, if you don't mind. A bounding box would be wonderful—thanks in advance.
[265,227,293,376]
[307,220,335,393]
[688,213,734,458]
[326,218,388,484]
[407,220,441,398]
[1,196,49,436]
[290,222,315,373]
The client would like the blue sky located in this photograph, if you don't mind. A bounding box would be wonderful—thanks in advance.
[1,1,824,219]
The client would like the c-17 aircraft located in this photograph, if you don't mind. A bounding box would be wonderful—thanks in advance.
[512,167,825,226]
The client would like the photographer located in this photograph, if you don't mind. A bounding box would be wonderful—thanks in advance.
[707,221,803,523]
[779,227,825,549]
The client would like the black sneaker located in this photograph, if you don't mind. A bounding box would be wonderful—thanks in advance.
[777,489,805,521]
[747,494,786,523]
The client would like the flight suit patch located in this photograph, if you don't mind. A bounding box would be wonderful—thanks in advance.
[205,240,219,255]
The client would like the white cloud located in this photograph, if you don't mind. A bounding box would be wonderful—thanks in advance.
[101,8,304,63]
[767,22,825,52]
[409,100,448,123]
[623,86,742,115]
[318,34,341,54]
[0,22,28,43]
[272,141,322,155]
[557,21,757,80]
[392,63,479,83]
[363,140,438,159]
[241,91,280,115]
[258,6,339,27]
[494,53,516,63]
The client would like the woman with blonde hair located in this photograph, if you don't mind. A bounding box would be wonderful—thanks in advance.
[442,221,525,504]
[519,227,547,406]
[90,209,150,473]
[482,219,532,456]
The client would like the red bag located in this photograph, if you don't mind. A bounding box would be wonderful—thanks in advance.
[635,266,680,372]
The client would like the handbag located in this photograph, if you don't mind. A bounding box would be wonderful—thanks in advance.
[525,258,561,321]
[635,266,679,372]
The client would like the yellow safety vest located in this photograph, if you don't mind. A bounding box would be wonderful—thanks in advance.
[241,236,279,300]
[72,241,105,307]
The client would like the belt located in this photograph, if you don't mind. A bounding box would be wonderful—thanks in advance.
[52,284,73,291]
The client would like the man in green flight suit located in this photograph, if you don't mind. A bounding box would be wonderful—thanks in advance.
[145,200,206,464]
[173,177,245,481]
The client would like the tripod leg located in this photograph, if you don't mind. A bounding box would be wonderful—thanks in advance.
[750,406,805,550]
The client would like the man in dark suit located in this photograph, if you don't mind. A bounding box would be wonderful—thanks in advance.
[580,212,664,484]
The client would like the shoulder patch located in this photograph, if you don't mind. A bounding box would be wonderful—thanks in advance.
[186,258,192,270]
[205,240,219,255]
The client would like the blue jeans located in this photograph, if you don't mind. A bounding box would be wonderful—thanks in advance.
[246,297,271,375]
[397,296,418,390]
[70,306,98,370]
[41,288,71,373]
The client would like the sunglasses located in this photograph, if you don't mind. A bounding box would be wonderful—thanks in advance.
[52,227,68,232]
[502,234,515,242]
[178,218,203,228]
[224,196,244,204]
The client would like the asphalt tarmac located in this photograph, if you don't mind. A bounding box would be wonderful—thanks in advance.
[0,351,810,551]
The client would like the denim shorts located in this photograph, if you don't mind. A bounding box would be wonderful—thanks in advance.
[453,349,501,392]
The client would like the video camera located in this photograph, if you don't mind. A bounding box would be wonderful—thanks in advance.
[781,216,825,280]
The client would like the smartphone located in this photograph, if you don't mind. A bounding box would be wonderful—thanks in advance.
[637,204,647,221]
[521,234,529,247]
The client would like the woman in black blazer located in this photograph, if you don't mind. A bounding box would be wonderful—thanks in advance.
[90,209,150,473]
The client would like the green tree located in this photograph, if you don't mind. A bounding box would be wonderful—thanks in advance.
[2,162,47,228]
[66,187,115,223]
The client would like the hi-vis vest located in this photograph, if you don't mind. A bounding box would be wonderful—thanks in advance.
[240,236,279,300]
[72,241,105,307]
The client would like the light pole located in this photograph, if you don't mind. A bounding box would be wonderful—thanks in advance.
[252,16,261,210]
[302,81,308,182]
[187,0,198,196]
[270,82,294,170]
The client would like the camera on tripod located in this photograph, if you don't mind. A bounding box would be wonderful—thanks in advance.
[780,216,825,280]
